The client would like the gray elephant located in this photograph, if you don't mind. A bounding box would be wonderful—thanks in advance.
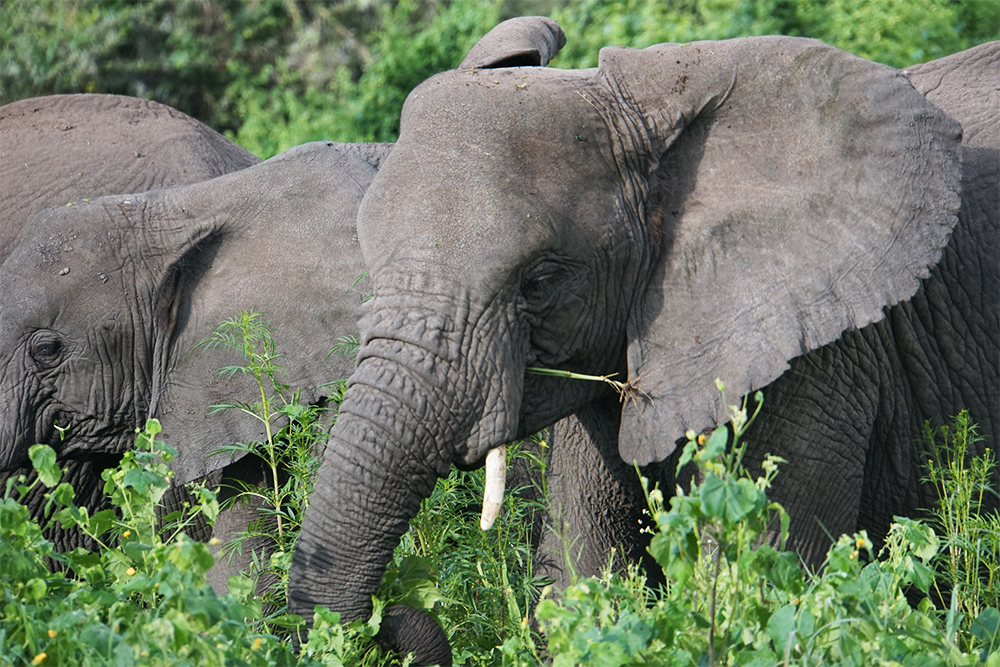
[289,20,997,660]
[535,40,1000,589]
[1,93,263,556]
[0,129,385,581]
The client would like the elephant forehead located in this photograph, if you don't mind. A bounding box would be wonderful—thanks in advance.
[359,68,620,279]
[0,209,129,330]
[398,68,608,164]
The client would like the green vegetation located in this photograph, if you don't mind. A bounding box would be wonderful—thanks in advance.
[549,0,998,69]
[3,0,996,158]
[522,395,1000,666]
[197,311,331,613]
[3,339,997,664]
[2,4,999,659]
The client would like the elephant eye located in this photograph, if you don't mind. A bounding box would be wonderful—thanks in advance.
[519,278,545,301]
[29,332,65,366]
[519,265,566,308]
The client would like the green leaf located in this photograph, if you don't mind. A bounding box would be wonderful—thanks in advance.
[122,468,164,493]
[702,426,728,460]
[29,443,61,487]
[24,577,47,600]
[972,607,1000,660]
[88,509,116,538]
[767,604,797,655]
[700,474,762,524]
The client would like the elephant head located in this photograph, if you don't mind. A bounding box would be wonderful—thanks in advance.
[290,22,962,645]
[0,140,382,491]
[0,94,264,556]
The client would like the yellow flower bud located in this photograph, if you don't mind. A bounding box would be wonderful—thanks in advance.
[251,638,263,650]
[126,567,136,576]
[47,630,57,638]
[32,654,47,665]
[123,530,131,538]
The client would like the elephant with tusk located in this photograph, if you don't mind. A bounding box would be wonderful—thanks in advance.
[288,15,997,665]
[0,17,570,665]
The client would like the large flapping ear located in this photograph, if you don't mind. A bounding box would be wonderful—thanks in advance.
[116,192,257,486]
[147,141,380,484]
[459,16,566,69]
[606,37,963,465]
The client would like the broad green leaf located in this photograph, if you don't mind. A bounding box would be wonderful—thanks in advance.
[122,468,164,493]
[701,474,762,524]
[767,604,797,655]
[972,607,1000,660]
[702,426,728,460]
[29,443,61,487]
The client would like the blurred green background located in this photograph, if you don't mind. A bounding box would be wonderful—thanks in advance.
[2,0,996,159]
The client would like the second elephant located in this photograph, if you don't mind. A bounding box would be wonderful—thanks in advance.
[0,132,384,584]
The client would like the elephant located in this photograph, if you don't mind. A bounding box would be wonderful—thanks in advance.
[0,131,387,587]
[2,20,569,665]
[534,40,1000,590]
[288,18,997,662]
[0,93,262,558]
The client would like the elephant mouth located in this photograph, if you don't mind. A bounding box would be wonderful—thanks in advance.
[0,401,131,472]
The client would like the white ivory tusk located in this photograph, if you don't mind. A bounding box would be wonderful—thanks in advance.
[479,445,507,530]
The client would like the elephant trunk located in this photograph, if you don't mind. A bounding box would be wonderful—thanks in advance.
[290,325,520,662]
[290,403,443,623]
[290,286,524,663]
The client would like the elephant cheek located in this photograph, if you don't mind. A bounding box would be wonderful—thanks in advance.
[0,374,49,470]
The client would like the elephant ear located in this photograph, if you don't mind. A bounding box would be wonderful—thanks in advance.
[146,141,380,484]
[459,16,566,69]
[128,193,265,485]
[607,37,963,465]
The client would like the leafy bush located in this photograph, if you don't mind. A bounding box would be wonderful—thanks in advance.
[229,0,502,156]
[923,412,1000,632]
[0,422,296,666]
[3,312,997,666]
[549,0,999,69]
[510,390,1000,666]
[4,1,995,158]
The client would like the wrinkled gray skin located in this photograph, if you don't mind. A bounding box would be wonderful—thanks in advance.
[0,94,260,559]
[1,92,462,662]
[0,131,383,586]
[536,40,1000,589]
[291,20,997,650]
[0,94,260,260]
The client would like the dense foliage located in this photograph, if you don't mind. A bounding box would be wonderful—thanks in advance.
[2,315,997,665]
[2,0,997,157]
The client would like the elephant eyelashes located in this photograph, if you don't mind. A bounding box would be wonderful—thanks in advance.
[28,332,64,367]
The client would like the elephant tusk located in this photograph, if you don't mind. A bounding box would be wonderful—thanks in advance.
[480,445,507,530]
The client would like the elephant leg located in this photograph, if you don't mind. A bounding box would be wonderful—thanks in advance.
[741,328,886,568]
[538,395,663,591]
[160,453,281,596]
